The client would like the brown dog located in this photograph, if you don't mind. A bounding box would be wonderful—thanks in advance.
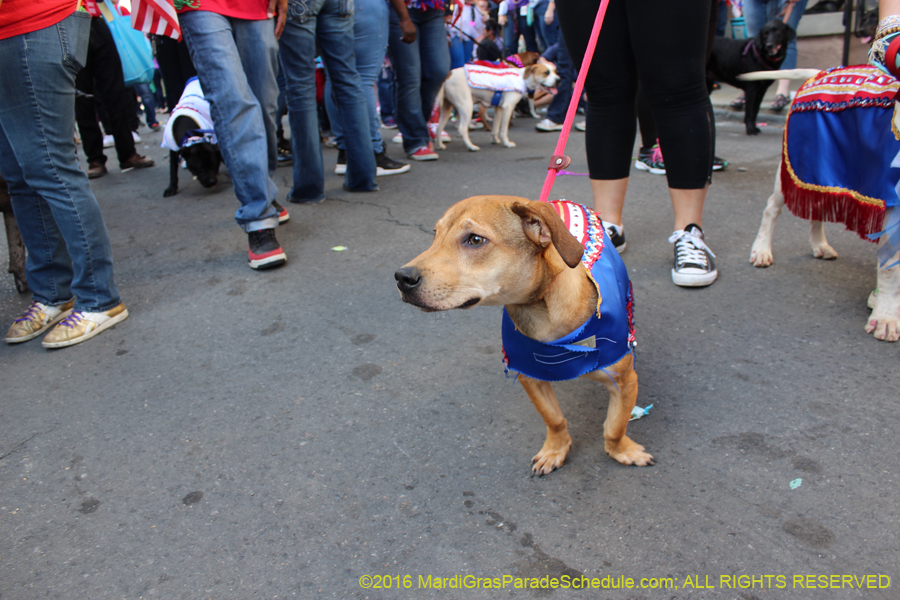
[395,195,654,475]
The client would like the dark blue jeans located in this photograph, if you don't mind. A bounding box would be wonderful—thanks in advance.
[280,0,378,199]
[387,6,450,154]
[546,34,574,125]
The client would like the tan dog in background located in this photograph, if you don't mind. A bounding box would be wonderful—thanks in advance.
[435,63,560,151]
[395,195,654,475]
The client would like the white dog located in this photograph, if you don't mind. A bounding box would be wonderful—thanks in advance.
[435,62,560,151]
[746,68,900,341]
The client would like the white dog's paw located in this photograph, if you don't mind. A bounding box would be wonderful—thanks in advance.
[865,288,900,341]
[434,140,446,150]
[467,144,480,152]
[865,313,900,341]
[503,140,517,148]
[812,242,838,260]
[749,246,774,268]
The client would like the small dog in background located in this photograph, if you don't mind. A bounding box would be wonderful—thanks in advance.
[436,62,561,150]
[708,19,796,135]
[162,77,222,198]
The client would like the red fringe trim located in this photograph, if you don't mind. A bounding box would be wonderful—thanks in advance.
[780,160,884,242]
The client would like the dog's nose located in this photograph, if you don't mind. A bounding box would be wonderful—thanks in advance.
[394,266,422,293]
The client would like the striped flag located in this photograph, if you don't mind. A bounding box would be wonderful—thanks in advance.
[130,0,182,40]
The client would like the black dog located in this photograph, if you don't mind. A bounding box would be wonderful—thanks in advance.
[708,19,796,135]
[163,114,222,198]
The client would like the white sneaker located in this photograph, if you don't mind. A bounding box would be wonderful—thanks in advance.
[132,131,141,143]
[575,121,586,131]
[102,134,114,148]
[535,118,564,132]
[392,133,403,144]
[668,224,717,287]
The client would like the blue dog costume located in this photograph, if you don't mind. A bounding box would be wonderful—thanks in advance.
[502,200,636,382]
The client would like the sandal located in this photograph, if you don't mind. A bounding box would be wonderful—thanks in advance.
[769,93,791,112]
[730,94,745,110]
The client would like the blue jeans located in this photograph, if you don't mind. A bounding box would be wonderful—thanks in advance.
[179,10,280,232]
[546,34,574,125]
[0,12,122,312]
[324,0,389,155]
[533,0,559,53]
[280,0,377,200]
[132,82,158,127]
[743,0,808,71]
[387,6,450,154]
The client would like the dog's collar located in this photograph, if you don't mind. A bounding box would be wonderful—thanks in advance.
[504,54,524,68]
[181,128,217,148]
[742,38,781,70]
[501,201,636,382]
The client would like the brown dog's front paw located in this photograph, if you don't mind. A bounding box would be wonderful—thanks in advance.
[530,438,571,477]
[605,438,655,466]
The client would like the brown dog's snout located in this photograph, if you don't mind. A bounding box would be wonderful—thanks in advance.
[395,266,422,293]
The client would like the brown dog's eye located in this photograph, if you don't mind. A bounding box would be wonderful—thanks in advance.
[465,233,486,246]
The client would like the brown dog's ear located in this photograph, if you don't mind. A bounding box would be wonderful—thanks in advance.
[511,201,584,268]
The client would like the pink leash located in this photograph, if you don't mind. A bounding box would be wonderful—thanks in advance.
[537,0,610,203]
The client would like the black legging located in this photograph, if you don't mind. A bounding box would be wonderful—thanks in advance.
[557,0,714,189]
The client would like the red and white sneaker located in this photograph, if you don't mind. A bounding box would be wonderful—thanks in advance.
[408,143,439,161]
[272,199,289,224]
[427,123,451,142]
[248,228,287,270]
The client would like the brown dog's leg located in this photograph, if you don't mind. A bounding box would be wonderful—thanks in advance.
[518,375,572,476]
[583,353,655,466]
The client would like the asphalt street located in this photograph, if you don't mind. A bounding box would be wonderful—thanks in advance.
[1,101,898,600]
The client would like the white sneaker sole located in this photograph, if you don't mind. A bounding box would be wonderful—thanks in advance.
[672,269,718,287]
[377,164,411,176]
[5,309,73,344]
[634,161,665,175]
[335,164,347,175]
[42,309,129,349]
[249,253,287,270]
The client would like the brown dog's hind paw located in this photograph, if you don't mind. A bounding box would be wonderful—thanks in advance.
[605,439,655,466]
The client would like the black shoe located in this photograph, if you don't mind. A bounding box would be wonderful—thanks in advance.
[602,221,626,253]
[272,199,289,224]
[248,228,287,270]
[374,149,410,176]
[712,156,729,171]
[277,144,293,167]
[668,224,717,287]
[335,149,346,175]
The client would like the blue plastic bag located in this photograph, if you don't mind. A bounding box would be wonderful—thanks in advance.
[102,3,154,87]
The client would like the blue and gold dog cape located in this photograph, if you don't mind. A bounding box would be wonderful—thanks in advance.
[501,200,635,382]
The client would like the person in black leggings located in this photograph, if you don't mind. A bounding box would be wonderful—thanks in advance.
[557,0,719,287]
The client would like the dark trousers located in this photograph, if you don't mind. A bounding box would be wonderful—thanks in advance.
[154,34,196,114]
[74,16,136,166]
[557,0,714,189]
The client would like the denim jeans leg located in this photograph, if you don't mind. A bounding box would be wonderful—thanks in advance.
[0,12,121,312]
[388,7,429,153]
[415,10,450,128]
[533,0,559,53]
[180,11,279,232]
[280,10,326,202]
[316,0,377,190]
[546,34,574,124]
[352,0,389,154]
[233,18,280,175]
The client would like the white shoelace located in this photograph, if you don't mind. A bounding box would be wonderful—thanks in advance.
[668,229,716,266]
